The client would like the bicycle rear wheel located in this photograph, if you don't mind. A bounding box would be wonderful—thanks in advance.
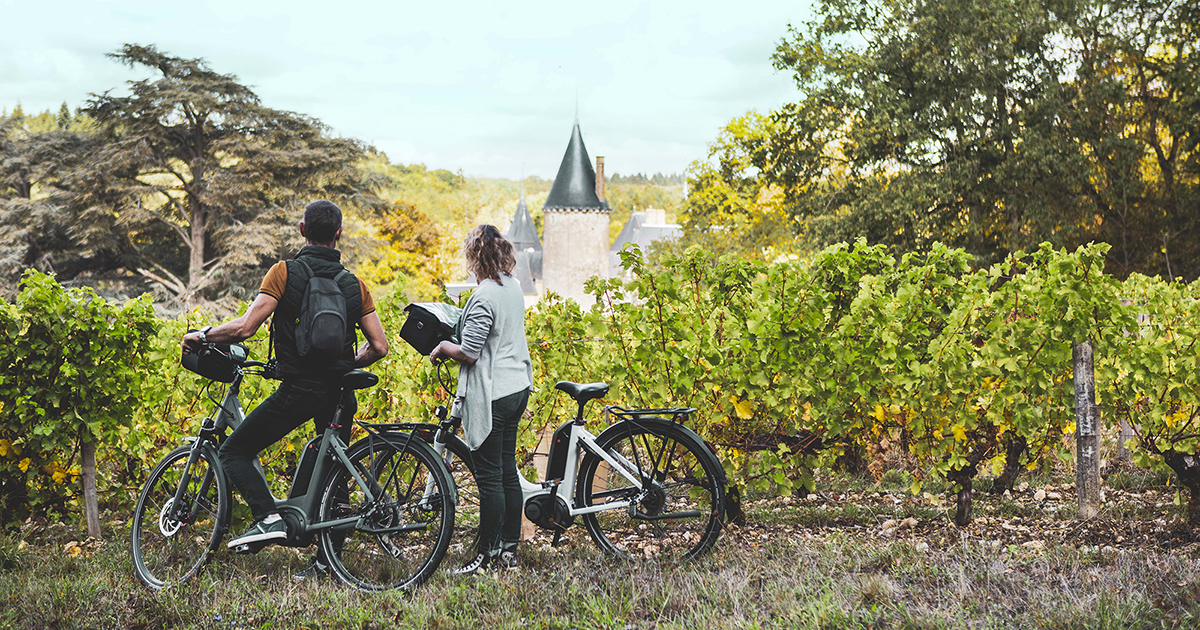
[130,443,230,589]
[318,432,454,590]
[576,418,725,561]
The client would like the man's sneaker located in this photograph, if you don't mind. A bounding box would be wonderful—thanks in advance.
[292,558,330,582]
[451,553,489,576]
[227,515,288,549]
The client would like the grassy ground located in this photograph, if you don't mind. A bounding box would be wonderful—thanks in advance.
[3,470,1199,630]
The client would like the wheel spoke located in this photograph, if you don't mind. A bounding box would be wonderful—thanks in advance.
[319,433,453,591]
[579,422,723,562]
[131,445,226,589]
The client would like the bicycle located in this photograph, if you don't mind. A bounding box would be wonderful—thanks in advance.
[129,342,455,591]
[382,364,727,564]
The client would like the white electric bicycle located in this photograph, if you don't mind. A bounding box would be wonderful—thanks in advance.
[383,369,726,566]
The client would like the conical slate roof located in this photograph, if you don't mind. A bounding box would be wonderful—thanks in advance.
[505,187,542,252]
[543,122,610,211]
[506,186,543,285]
[510,249,538,295]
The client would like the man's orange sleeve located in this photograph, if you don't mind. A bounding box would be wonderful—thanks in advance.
[259,261,288,300]
[358,278,376,316]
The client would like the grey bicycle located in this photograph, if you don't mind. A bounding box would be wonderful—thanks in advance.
[129,342,455,591]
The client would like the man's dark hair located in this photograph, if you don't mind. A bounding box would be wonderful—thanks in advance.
[304,200,343,245]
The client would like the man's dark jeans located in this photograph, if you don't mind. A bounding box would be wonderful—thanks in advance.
[472,387,531,556]
[218,381,355,520]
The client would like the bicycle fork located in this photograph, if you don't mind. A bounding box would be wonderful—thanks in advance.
[422,406,458,507]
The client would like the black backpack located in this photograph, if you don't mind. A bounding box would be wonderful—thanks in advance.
[290,258,350,357]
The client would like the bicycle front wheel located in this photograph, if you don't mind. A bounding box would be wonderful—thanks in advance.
[130,443,230,589]
[318,432,454,591]
[576,418,725,561]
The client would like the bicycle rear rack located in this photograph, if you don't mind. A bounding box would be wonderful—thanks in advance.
[606,405,697,424]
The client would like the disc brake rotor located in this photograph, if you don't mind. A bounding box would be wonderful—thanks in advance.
[158,498,183,537]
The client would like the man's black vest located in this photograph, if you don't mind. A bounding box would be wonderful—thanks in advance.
[274,245,363,384]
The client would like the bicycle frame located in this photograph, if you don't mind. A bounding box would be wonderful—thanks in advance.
[186,366,419,540]
[421,415,647,517]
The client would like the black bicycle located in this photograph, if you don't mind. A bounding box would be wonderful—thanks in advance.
[129,342,455,591]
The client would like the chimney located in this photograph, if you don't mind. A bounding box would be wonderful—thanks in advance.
[595,156,606,202]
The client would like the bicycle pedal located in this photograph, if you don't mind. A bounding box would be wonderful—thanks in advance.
[233,541,268,555]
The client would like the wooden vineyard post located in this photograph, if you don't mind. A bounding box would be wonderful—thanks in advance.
[1073,340,1101,519]
[81,436,101,539]
[1117,418,1134,464]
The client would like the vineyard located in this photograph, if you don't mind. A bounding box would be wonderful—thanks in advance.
[1,241,1199,535]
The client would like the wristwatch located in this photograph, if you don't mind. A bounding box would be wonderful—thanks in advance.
[197,326,213,343]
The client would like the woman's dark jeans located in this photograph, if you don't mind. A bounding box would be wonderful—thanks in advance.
[472,387,531,556]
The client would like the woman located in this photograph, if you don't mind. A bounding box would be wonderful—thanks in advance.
[430,224,533,573]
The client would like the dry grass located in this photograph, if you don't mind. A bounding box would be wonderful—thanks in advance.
[3,471,1199,630]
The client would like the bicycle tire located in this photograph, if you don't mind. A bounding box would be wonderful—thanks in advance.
[317,432,454,591]
[130,443,230,589]
[433,437,482,570]
[576,418,725,561]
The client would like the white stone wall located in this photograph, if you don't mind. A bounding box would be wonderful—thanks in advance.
[542,209,610,304]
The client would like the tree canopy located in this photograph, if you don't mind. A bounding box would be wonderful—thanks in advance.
[683,0,1199,278]
[81,45,378,301]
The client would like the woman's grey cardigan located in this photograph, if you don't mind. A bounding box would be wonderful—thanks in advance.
[450,274,533,450]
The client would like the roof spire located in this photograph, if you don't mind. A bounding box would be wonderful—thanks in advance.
[507,185,541,250]
[544,120,609,211]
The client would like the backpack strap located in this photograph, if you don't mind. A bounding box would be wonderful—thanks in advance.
[268,256,318,363]
[333,269,354,328]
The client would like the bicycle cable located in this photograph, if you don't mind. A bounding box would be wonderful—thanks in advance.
[205,379,240,420]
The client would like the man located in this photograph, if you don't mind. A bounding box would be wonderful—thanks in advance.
[181,199,388,552]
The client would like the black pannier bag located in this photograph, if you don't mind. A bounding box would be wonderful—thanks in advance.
[181,342,249,383]
[399,303,462,356]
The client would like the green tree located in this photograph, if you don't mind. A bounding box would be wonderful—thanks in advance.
[1068,0,1200,279]
[680,112,798,261]
[765,0,1094,265]
[696,0,1198,278]
[83,44,376,302]
[0,110,101,288]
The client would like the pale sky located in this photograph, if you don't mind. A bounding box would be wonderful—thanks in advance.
[1,1,811,180]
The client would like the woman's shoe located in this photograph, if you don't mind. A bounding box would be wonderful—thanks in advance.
[496,550,519,570]
[452,553,489,575]
[495,539,519,569]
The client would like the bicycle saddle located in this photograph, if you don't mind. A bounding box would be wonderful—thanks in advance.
[341,370,379,390]
[554,381,609,404]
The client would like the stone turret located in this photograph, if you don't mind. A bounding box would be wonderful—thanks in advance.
[505,186,542,295]
[541,122,610,303]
